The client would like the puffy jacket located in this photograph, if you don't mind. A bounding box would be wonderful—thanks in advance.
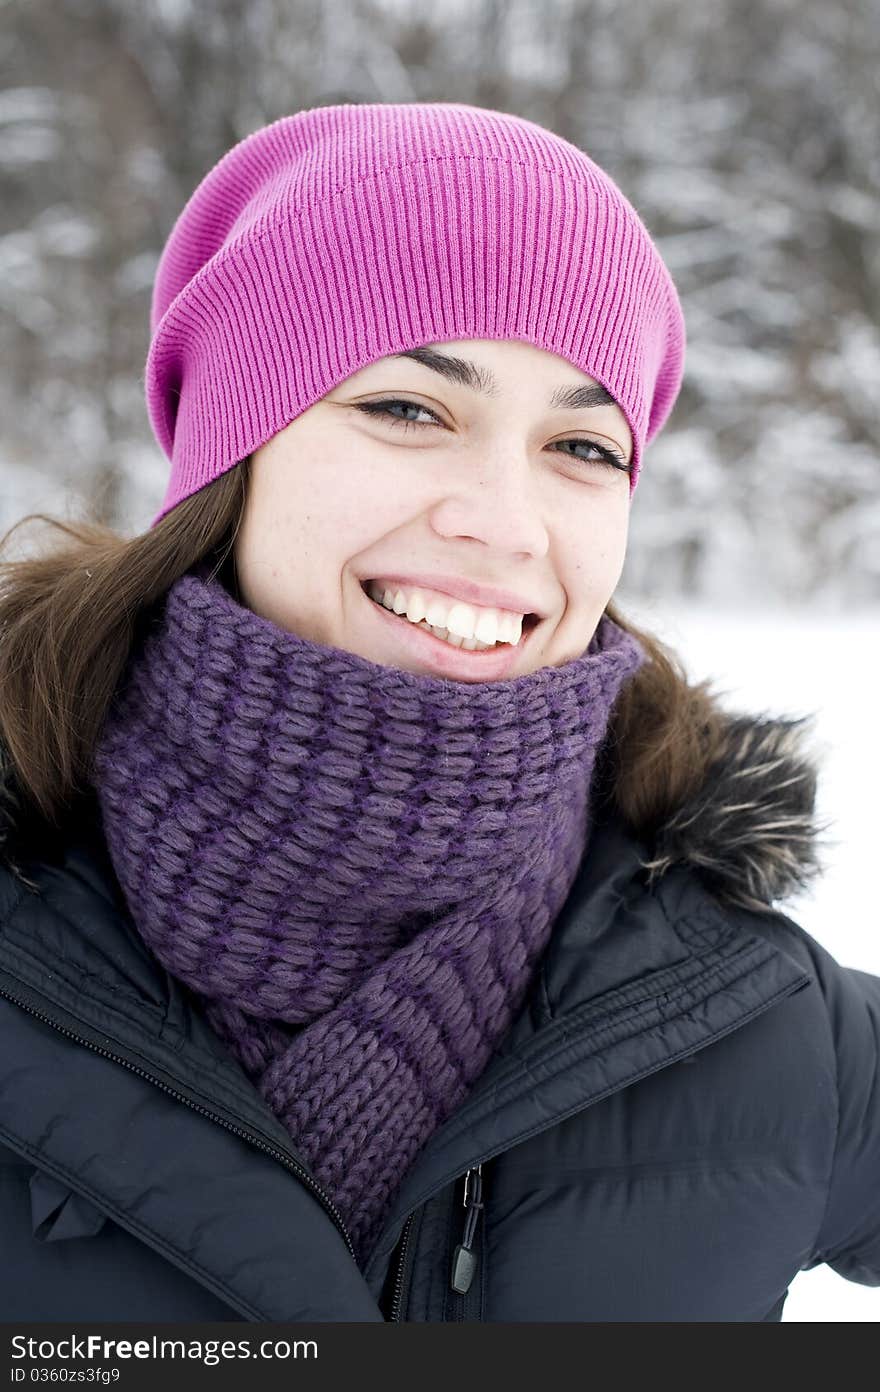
[1,710,878,1322]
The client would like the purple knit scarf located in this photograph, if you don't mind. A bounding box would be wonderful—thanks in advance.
[90,563,646,1265]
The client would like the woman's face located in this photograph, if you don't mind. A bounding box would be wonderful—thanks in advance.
[233,338,633,680]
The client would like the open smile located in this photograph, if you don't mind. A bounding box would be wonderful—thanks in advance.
[359,581,541,681]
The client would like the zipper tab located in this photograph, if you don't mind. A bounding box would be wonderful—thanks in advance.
[449,1163,483,1294]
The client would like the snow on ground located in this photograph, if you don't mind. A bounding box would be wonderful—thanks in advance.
[626,597,880,1321]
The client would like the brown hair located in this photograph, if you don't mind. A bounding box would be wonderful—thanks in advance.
[0,459,727,865]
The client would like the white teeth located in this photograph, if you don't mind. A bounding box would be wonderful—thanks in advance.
[394,587,423,622]
[418,619,471,648]
[365,580,525,648]
[425,597,452,630]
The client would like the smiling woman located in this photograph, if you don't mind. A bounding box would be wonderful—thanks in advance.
[1,100,877,1328]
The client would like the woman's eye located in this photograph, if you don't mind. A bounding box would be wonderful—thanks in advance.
[354,398,630,475]
[553,438,631,474]
[355,398,441,430]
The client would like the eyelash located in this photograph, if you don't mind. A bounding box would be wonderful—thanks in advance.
[354,398,631,475]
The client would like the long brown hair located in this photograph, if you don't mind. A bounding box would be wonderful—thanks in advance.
[0,459,726,864]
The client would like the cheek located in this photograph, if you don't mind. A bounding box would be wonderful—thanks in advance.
[243,450,345,557]
[328,461,422,553]
[564,504,628,585]
[596,532,628,582]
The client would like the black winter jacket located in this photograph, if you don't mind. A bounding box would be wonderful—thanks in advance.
[1,712,878,1322]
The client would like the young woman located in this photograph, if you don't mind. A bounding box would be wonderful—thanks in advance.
[1,102,877,1323]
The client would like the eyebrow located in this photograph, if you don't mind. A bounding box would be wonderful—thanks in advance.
[390,346,618,412]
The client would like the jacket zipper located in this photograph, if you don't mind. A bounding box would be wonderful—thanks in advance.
[449,1163,483,1317]
[0,983,358,1262]
[387,1212,416,1321]
[386,1161,485,1322]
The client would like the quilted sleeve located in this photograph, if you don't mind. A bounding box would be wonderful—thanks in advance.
[805,949,880,1285]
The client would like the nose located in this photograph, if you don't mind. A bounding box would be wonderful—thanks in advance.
[427,447,550,559]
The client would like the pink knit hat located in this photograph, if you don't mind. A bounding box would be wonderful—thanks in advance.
[145,102,686,527]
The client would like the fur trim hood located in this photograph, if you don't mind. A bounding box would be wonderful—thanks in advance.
[0,705,831,916]
[637,709,832,913]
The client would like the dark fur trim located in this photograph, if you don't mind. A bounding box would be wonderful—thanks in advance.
[639,711,833,913]
[0,737,67,894]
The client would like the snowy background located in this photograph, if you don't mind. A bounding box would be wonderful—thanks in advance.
[2,0,878,1320]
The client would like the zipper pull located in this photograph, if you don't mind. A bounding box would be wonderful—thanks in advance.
[450,1163,483,1294]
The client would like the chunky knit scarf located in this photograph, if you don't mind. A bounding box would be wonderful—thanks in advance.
[90,563,646,1266]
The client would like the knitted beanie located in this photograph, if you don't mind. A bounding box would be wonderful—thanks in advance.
[145,101,686,526]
